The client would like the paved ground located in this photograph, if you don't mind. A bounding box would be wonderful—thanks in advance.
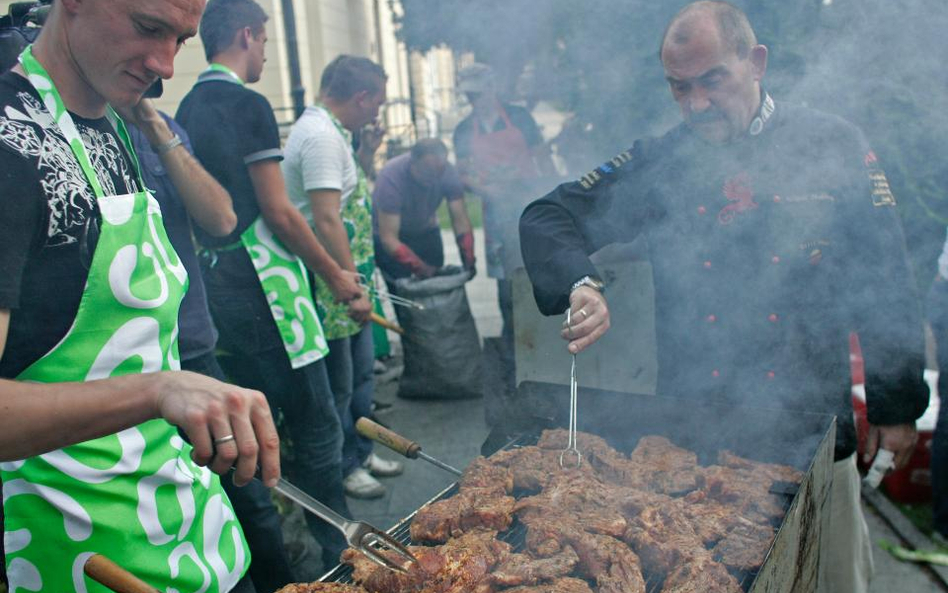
[282,229,946,592]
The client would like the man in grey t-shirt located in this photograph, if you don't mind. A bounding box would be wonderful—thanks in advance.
[374,139,476,279]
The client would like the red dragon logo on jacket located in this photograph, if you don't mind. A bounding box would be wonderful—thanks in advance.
[717,171,758,225]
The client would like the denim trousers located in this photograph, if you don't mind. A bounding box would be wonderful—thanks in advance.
[326,326,376,476]
[203,259,351,570]
[181,351,294,593]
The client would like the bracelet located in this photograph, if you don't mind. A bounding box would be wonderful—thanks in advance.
[153,133,183,155]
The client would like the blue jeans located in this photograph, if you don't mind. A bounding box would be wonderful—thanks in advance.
[326,326,376,476]
[182,351,293,593]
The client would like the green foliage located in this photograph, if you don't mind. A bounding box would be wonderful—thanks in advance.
[399,0,948,283]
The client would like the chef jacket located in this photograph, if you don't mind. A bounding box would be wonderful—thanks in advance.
[520,96,929,460]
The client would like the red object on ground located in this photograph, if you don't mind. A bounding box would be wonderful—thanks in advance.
[851,332,934,504]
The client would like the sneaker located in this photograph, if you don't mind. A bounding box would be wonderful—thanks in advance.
[343,467,386,499]
[373,359,387,374]
[363,452,404,478]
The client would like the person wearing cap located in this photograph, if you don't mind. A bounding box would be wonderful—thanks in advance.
[373,138,476,280]
[453,64,555,341]
[177,0,362,570]
[520,2,928,592]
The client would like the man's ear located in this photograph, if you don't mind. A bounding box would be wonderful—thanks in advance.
[237,26,252,50]
[749,44,768,81]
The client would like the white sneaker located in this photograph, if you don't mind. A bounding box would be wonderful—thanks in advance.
[343,467,385,499]
[363,452,404,477]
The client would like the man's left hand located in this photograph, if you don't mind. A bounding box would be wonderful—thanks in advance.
[864,422,918,470]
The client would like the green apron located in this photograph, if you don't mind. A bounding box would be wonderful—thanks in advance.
[309,106,377,341]
[1,48,249,593]
[197,65,329,368]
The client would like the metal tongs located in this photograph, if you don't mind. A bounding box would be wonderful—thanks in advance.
[360,281,425,310]
[560,309,582,468]
[273,477,417,573]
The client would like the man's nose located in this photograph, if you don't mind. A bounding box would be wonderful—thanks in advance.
[688,90,711,113]
[144,40,178,80]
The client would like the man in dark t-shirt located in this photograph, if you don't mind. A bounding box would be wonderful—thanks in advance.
[177,0,362,570]
[128,106,295,593]
[373,138,475,279]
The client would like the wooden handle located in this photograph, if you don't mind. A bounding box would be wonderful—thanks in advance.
[371,311,405,335]
[84,554,160,593]
[356,417,421,458]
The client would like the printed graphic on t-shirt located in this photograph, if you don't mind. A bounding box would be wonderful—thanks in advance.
[0,91,136,246]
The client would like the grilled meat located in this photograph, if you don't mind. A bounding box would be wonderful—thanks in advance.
[518,511,646,593]
[276,585,368,593]
[410,487,515,544]
[491,545,579,586]
[514,472,628,538]
[622,503,703,575]
[718,450,804,484]
[501,577,595,593]
[489,446,596,492]
[712,520,777,569]
[460,456,515,492]
[343,530,510,593]
[660,553,742,593]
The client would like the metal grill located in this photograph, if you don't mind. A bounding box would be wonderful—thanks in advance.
[319,432,803,592]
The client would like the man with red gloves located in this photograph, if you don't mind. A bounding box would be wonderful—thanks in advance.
[374,138,476,279]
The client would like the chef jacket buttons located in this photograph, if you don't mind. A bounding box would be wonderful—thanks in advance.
[768,313,779,323]
[773,195,781,203]
[712,370,720,378]
[767,371,776,379]
[706,314,717,323]
[772,256,780,264]
[704,261,712,269]
[698,206,707,215]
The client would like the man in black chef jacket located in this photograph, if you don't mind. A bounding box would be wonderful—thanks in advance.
[520,2,929,592]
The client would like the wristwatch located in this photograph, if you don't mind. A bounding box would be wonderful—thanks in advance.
[570,275,605,294]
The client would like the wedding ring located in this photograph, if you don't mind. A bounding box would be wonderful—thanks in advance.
[214,434,236,446]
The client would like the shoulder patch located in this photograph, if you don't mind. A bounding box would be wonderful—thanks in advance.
[865,151,896,207]
[578,149,633,190]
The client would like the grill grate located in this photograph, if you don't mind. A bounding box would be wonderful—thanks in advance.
[320,436,797,592]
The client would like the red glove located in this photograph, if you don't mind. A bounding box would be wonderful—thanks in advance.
[393,243,436,278]
[456,231,476,271]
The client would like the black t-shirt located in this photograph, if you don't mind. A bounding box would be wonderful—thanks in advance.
[175,76,282,250]
[0,71,141,378]
[453,102,543,161]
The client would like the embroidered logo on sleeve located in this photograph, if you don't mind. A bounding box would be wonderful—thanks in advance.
[578,149,633,190]
[865,151,896,207]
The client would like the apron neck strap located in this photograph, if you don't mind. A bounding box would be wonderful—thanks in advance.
[312,103,368,185]
[203,63,245,86]
[18,45,143,198]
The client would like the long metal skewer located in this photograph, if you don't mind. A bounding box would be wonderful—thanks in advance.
[360,282,425,310]
[560,309,582,468]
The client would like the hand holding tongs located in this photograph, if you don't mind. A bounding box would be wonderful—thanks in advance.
[560,309,582,468]
[272,477,417,573]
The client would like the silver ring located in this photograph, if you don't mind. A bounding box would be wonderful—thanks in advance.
[580,309,588,319]
[214,434,235,446]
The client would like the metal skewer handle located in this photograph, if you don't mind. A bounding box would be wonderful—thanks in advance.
[84,554,160,593]
[356,417,463,476]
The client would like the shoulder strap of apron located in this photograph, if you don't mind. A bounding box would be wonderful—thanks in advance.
[18,45,145,196]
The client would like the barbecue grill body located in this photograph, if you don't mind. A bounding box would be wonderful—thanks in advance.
[322,382,835,593]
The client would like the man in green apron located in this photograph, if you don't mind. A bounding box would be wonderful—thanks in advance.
[0,0,281,591]
[177,0,364,570]
[283,54,405,500]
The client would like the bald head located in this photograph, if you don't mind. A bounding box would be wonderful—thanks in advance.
[661,1,757,61]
